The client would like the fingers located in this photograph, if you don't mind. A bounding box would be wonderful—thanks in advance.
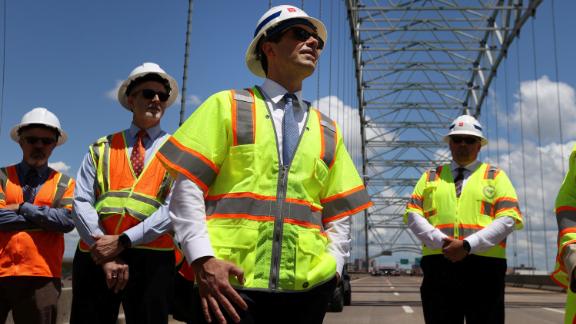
[201,296,212,323]
[207,294,227,324]
[114,266,129,293]
[229,265,245,285]
[216,289,242,323]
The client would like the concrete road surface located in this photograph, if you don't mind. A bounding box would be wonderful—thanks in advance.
[324,275,566,324]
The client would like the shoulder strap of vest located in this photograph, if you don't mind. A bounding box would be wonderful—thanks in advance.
[484,163,500,180]
[317,110,337,168]
[426,165,443,182]
[230,88,255,146]
[0,167,7,194]
[51,170,71,208]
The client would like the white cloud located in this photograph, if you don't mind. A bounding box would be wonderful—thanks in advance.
[48,161,71,174]
[509,75,576,143]
[106,80,123,100]
[187,94,202,107]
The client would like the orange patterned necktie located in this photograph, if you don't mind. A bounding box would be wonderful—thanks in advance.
[131,130,146,177]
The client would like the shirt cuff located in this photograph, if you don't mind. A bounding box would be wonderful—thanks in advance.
[123,227,142,246]
[563,244,576,292]
[182,236,215,264]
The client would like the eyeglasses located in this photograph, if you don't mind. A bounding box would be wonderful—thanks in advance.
[23,136,57,145]
[136,89,170,102]
[450,136,479,145]
[289,27,325,50]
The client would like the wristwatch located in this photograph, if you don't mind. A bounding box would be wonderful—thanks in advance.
[119,233,132,249]
[463,240,471,254]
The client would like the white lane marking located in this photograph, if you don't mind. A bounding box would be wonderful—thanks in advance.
[402,306,414,314]
[543,307,565,314]
[394,292,400,296]
[390,286,395,289]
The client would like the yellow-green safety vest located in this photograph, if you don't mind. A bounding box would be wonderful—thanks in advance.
[404,163,523,258]
[157,87,372,292]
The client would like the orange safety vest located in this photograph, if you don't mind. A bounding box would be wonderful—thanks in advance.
[78,131,174,251]
[0,165,74,278]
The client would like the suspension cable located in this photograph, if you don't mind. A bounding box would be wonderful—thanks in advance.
[516,40,535,270]
[179,0,194,126]
[504,59,518,268]
[550,0,565,173]
[0,0,6,136]
[327,0,333,116]
[530,19,549,272]
[316,0,322,103]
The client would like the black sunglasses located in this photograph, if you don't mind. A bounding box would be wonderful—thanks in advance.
[23,136,57,145]
[450,136,479,145]
[289,27,324,50]
[137,89,170,102]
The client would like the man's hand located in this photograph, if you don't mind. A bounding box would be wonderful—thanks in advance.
[91,235,123,264]
[102,259,129,293]
[442,237,468,262]
[4,203,20,212]
[193,256,248,324]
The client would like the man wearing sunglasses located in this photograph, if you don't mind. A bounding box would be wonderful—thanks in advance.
[157,5,372,324]
[70,62,180,324]
[0,107,75,324]
[405,114,523,324]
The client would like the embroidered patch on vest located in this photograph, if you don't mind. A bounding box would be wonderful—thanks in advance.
[483,185,495,199]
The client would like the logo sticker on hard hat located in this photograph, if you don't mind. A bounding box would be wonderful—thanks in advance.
[483,185,495,199]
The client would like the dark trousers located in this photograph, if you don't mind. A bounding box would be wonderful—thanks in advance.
[0,276,61,324]
[420,254,507,324]
[70,247,175,324]
[190,276,337,324]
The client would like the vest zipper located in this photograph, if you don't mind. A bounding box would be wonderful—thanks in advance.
[270,164,289,289]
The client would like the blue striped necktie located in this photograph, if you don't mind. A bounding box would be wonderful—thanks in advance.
[454,167,466,197]
[282,93,299,165]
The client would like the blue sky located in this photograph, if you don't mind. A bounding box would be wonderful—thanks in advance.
[1,1,576,268]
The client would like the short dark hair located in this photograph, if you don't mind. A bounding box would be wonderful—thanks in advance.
[18,123,60,139]
[126,74,171,96]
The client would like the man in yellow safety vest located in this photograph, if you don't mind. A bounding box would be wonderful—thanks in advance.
[405,114,523,324]
[552,144,576,324]
[157,5,372,324]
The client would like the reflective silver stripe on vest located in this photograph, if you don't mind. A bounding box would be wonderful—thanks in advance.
[59,198,73,207]
[130,192,163,209]
[481,201,494,217]
[126,207,150,222]
[206,196,323,227]
[98,206,125,215]
[0,167,6,199]
[234,89,255,145]
[319,112,336,168]
[408,196,423,208]
[159,139,217,188]
[322,188,371,220]
[438,227,454,237]
[428,168,437,181]
[95,191,131,204]
[101,136,112,191]
[486,166,498,180]
[557,210,576,231]
[494,200,519,213]
[51,173,71,208]
[460,227,480,238]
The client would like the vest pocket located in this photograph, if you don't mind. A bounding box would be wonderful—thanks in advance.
[209,224,258,285]
[295,230,334,290]
[218,144,257,189]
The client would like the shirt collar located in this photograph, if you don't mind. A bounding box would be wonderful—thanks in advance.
[261,78,304,108]
[451,160,481,173]
[17,161,50,177]
[128,123,163,140]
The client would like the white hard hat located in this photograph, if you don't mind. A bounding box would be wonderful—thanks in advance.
[245,5,327,77]
[117,62,179,110]
[443,115,488,146]
[10,107,67,146]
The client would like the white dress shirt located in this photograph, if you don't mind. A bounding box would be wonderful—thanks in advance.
[170,79,351,275]
[407,160,516,253]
